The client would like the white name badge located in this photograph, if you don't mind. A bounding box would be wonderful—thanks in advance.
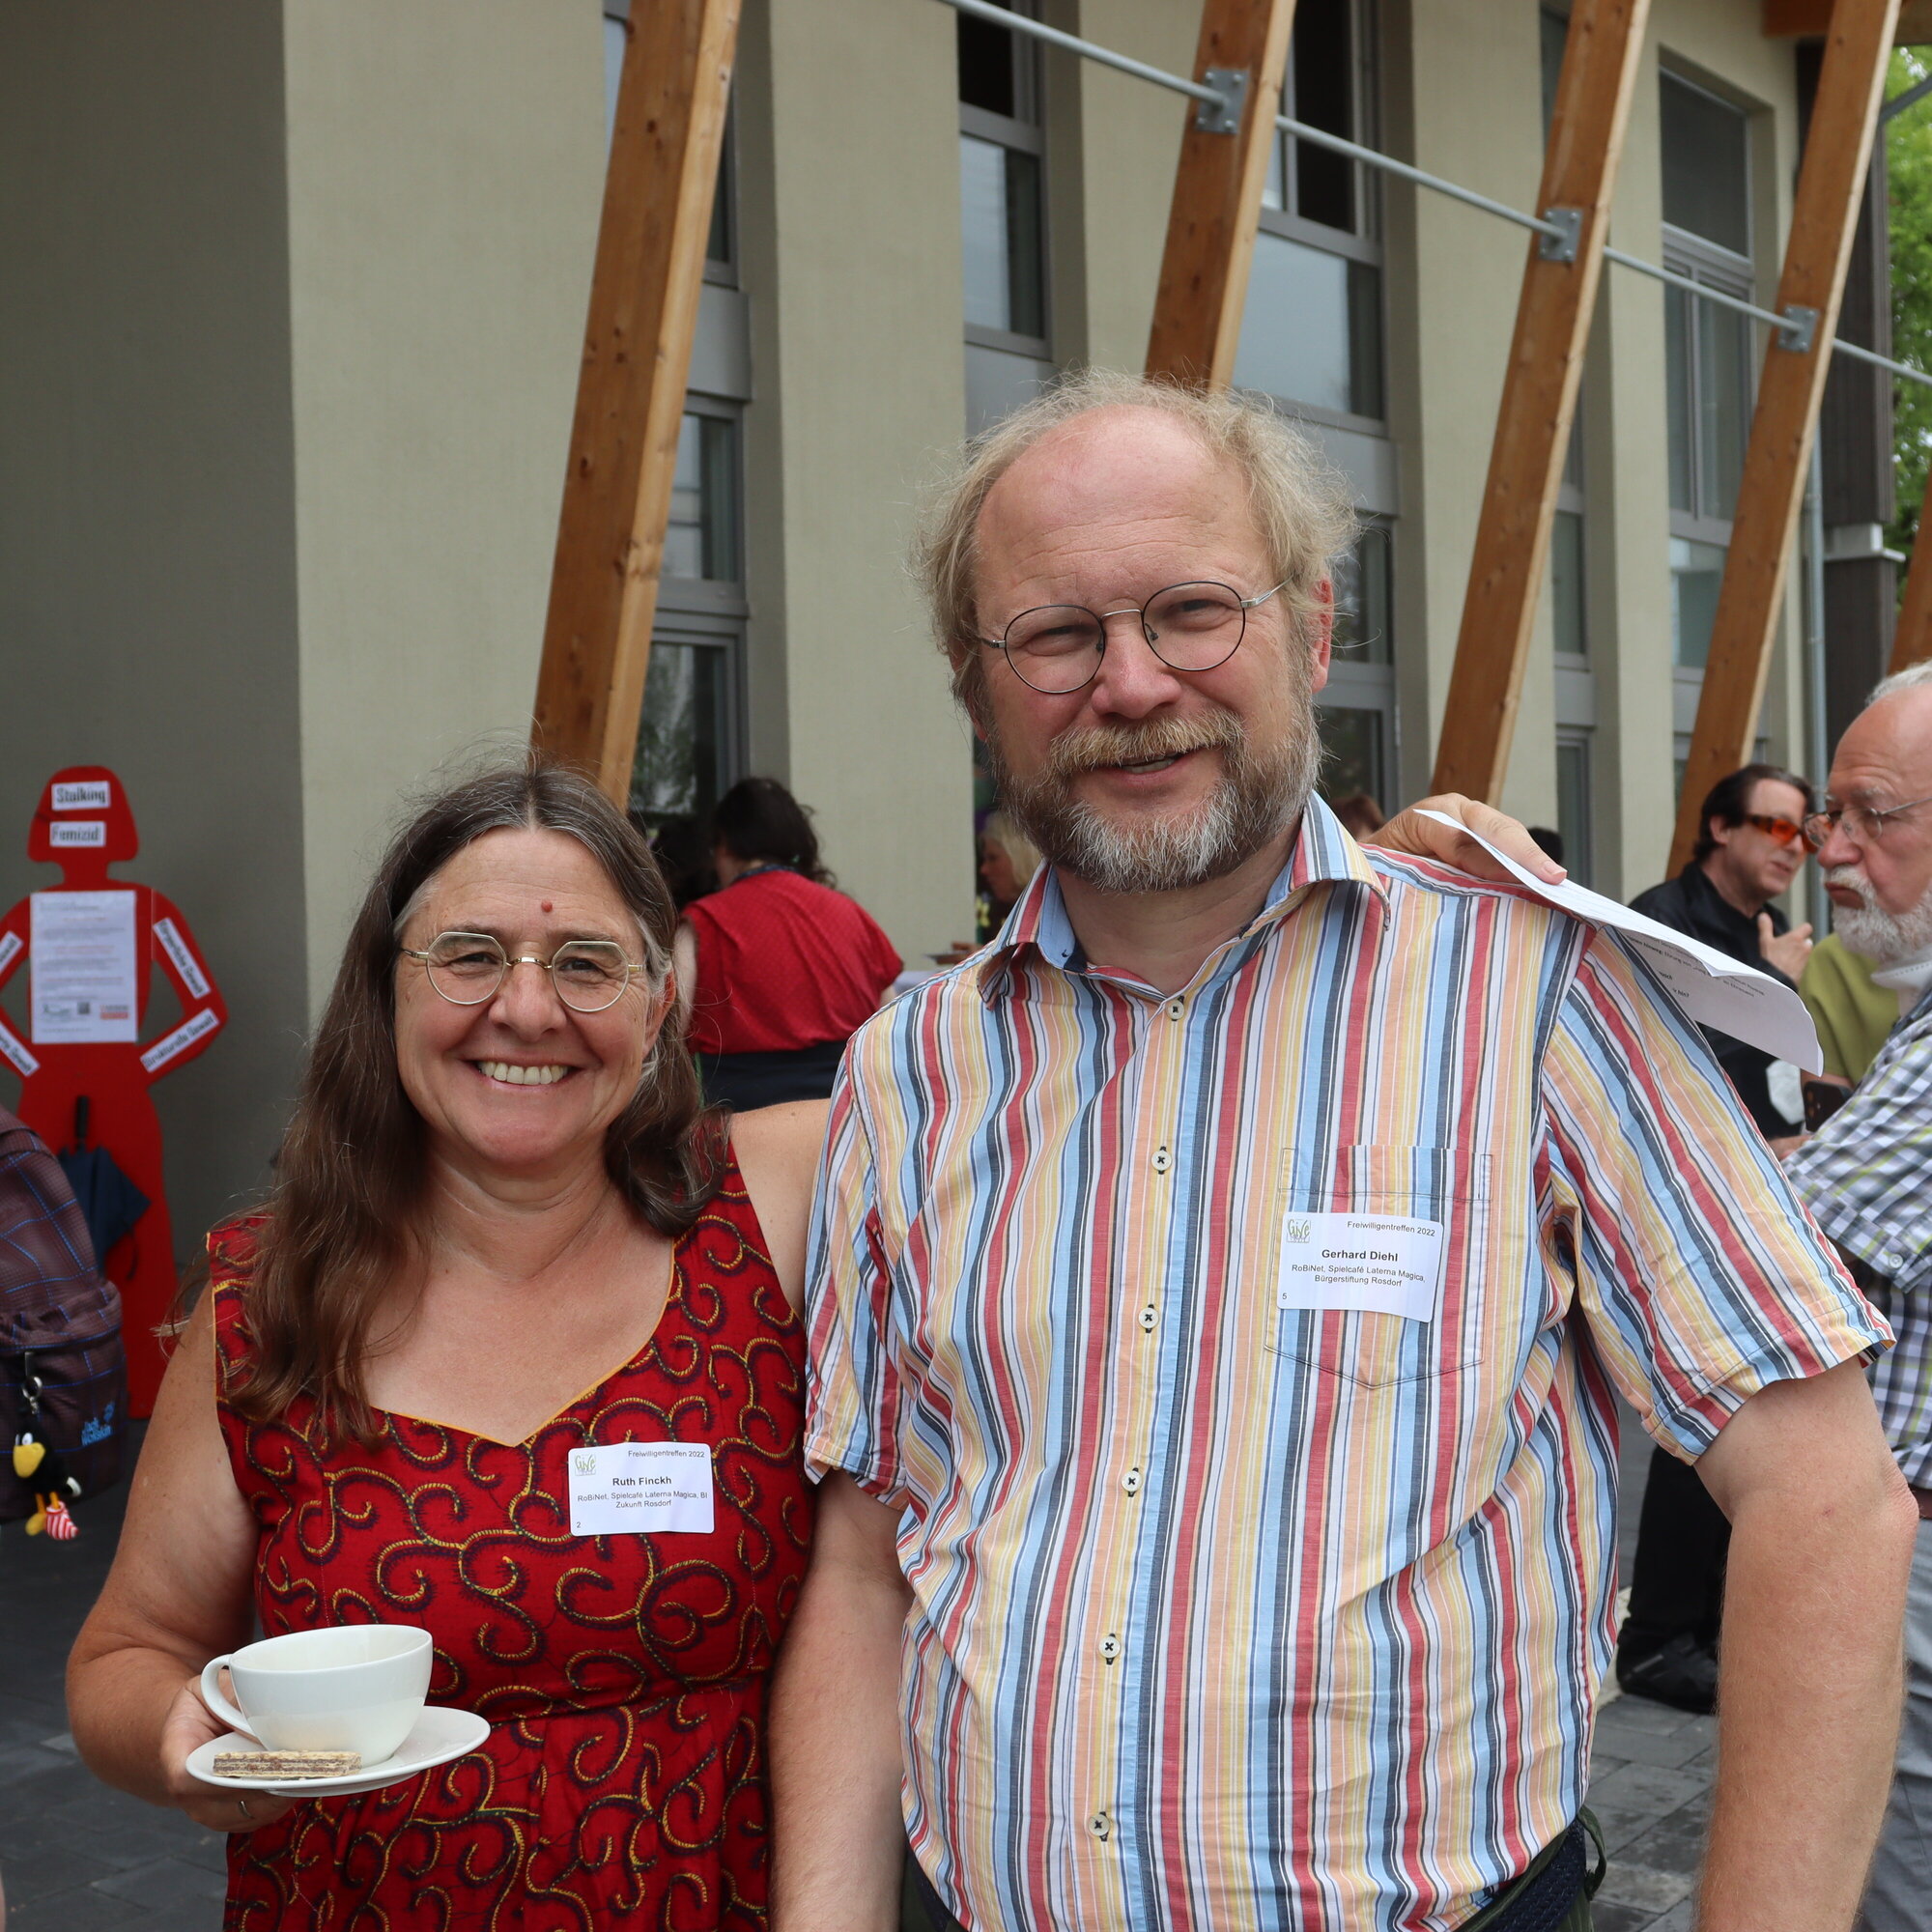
[567,1442,714,1537]
[1277,1211,1446,1322]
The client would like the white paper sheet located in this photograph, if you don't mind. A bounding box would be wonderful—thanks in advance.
[30,890,139,1044]
[1414,811,1823,1074]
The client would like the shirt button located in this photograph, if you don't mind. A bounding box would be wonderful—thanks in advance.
[1166,997,1185,1020]
[1099,1634,1121,1662]
[1138,1307,1157,1333]
[1151,1146,1171,1174]
[1122,1467,1142,1495]
[1089,1812,1111,1841]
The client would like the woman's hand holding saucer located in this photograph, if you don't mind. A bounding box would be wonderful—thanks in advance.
[158,1680,297,1833]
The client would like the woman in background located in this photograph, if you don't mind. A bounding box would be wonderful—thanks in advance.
[678,778,901,1109]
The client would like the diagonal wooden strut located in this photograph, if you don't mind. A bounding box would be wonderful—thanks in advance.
[1668,0,1900,872]
[532,0,741,803]
[1891,508,1932,672]
[1145,0,1298,387]
[1430,0,1653,803]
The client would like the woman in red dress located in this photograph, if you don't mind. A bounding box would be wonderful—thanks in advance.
[69,760,825,1928]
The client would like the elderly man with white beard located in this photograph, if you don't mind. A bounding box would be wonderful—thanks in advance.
[1786,658,1932,1932]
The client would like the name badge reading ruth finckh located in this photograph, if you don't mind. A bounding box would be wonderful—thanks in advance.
[568,1441,714,1537]
[1276,1212,1447,1322]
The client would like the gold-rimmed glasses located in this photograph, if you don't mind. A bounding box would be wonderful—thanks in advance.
[978,579,1290,695]
[1802,792,1932,851]
[399,931,645,1013]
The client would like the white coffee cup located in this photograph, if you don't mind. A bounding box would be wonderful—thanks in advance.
[198,1624,433,1763]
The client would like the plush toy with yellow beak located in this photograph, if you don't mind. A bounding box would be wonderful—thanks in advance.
[13,1429,79,1540]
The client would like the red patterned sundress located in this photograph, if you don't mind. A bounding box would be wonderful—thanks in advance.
[209,1157,812,1931]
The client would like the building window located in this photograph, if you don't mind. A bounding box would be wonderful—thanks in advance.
[1555,730,1593,888]
[1317,522,1395,810]
[634,399,748,830]
[1660,71,1753,674]
[662,412,740,585]
[959,0,1053,431]
[1235,0,1383,425]
[606,3,734,281]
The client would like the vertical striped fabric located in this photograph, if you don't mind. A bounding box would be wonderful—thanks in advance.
[1787,988,1932,1484]
[806,798,1885,1932]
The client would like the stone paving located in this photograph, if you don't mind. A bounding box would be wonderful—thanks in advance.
[0,1412,1717,1930]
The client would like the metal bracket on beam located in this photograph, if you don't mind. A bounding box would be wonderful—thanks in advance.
[1777,304,1820,355]
[1195,67,1248,135]
[1537,207,1583,264]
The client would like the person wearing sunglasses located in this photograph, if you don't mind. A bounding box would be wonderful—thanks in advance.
[1617,763,1819,1719]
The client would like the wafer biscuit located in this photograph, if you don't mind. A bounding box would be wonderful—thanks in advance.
[212,1749,361,1778]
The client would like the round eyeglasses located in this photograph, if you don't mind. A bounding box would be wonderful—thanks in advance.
[399,931,645,1013]
[979,580,1289,695]
[1803,792,1932,851]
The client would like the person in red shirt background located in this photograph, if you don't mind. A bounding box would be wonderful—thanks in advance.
[674,779,901,1109]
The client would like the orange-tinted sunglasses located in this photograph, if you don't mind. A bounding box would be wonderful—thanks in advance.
[1743,812,1816,852]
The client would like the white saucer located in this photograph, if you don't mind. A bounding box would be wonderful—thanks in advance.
[186,1705,491,1797]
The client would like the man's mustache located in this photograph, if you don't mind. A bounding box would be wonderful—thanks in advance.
[1823,865,1875,907]
[1042,713,1244,782]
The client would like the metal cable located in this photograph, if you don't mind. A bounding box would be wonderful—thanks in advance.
[927,0,1932,391]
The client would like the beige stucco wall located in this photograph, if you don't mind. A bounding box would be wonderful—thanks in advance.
[0,0,308,1252]
[741,0,976,961]
[281,0,604,1002]
[1068,0,1194,372]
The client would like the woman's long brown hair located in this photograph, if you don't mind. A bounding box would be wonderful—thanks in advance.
[226,756,724,1443]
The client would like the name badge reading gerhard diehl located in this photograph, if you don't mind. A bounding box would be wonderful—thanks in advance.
[1277,1212,1446,1322]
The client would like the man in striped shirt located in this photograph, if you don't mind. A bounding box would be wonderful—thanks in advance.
[771,374,1912,1932]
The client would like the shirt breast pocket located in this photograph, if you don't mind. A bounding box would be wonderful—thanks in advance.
[1272,1145,1495,1392]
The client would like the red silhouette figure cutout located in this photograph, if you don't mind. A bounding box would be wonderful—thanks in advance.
[0,768,226,1414]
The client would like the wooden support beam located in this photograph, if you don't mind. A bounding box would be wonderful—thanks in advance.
[1669,0,1899,874]
[1763,0,1932,40]
[531,0,739,802]
[1429,0,1653,802]
[1144,0,1298,388]
[1891,511,1932,671]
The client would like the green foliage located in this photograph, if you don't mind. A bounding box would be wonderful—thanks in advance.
[1889,49,1932,555]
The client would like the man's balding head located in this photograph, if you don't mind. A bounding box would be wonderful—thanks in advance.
[1818,663,1932,966]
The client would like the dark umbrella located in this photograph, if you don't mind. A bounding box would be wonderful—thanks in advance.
[57,1096,149,1271]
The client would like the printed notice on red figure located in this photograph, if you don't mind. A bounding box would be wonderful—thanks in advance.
[30,892,138,1044]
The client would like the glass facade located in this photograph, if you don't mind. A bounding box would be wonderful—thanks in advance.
[1670,535,1727,669]
[1236,0,1382,425]
[960,134,1044,338]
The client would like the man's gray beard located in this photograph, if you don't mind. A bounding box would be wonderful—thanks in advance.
[984,703,1323,895]
[1823,867,1932,966]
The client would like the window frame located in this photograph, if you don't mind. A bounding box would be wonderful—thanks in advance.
[1246,0,1386,433]
[958,4,1051,360]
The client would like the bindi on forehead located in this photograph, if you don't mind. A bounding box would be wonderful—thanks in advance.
[541,900,553,913]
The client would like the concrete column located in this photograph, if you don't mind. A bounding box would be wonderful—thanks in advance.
[281,0,603,998]
[744,0,974,961]
[0,0,306,1247]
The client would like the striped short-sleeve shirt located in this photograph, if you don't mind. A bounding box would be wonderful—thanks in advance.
[805,797,1884,1932]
